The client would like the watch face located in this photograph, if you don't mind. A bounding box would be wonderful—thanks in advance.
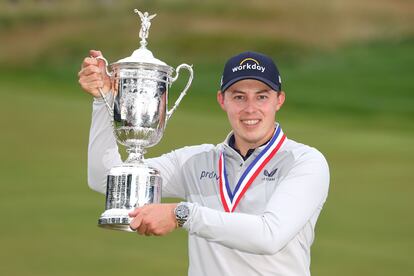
[176,204,189,219]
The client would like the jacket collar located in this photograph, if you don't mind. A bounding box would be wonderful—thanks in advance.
[222,123,280,161]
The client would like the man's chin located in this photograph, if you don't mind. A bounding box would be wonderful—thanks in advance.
[240,136,264,147]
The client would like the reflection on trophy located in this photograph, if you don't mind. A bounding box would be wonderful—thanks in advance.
[96,9,193,232]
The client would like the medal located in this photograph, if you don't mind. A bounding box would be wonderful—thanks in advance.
[219,126,286,212]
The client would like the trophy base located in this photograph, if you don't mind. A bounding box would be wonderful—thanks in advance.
[97,164,162,232]
[99,224,134,232]
[98,218,134,232]
[98,208,134,232]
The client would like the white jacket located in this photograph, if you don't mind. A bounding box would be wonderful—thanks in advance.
[88,100,330,276]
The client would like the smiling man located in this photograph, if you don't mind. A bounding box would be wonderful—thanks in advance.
[217,80,284,157]
[80,51,330,276]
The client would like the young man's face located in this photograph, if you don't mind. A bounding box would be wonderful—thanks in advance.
[217,79,285,153]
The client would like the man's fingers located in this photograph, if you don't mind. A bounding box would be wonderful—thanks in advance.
[128,207,142,217]
[129,207,153,235]
[78,50,110,97]
[128,205,177,237]
[137,224,147,235]
[81,57,99,69]
[79,80,104,93]
[79,72,104,85]
[129,215,143,231]
[89,49,102,58]
[88,50,108,72]
[78,64,109,94]
[145,228,154,236]
[78,65,102,77]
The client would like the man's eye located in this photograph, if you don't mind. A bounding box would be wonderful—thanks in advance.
[258,95,268,100]
[234,95,244,100]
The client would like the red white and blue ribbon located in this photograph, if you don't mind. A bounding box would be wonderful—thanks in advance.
[219,126,286,212]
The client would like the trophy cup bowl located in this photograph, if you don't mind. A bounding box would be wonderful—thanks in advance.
[95,10,193,232]
[112,62,172,149]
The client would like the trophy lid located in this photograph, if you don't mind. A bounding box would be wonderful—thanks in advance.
[112,10,170,70]
[115,47,167,66]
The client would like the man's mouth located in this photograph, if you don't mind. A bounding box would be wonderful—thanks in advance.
[241,119,260,126]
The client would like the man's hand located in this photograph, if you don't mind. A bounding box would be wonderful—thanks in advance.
[78,50,111,98]
[129,203,178,236]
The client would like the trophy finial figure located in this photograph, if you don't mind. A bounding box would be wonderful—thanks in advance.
[134,9,157,48]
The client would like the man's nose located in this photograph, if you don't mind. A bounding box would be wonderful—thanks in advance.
[243,98,257,113]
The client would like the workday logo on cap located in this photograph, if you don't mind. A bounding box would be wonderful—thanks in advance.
[232,58,266,73]
[220,51,282,92]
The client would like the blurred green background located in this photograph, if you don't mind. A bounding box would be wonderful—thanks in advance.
[0,0,413,275]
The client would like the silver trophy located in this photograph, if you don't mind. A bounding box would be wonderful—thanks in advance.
[95,10,193,232]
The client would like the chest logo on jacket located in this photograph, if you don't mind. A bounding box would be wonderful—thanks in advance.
[200,171,219,181]
[262,168,278,181]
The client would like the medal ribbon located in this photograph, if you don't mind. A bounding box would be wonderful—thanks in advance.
[219,126,286,212]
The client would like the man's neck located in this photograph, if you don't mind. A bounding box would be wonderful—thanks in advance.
[236,142,262,158]
[236,130,275,156]
[229,135,273,160]
[237,144,254,158]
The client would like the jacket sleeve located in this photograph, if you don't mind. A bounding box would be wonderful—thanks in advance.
[183,149,330,255]
[87,99,122,194]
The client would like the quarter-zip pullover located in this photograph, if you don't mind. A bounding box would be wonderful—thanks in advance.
[88,99,330,276]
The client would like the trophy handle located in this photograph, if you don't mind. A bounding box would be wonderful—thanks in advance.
[167,64,194,121]
[95,55,114,117]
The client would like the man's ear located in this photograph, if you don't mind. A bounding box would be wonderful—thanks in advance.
[217,91,226,111]
[275,91,285,111]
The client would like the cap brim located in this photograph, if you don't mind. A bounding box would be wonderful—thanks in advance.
[221,76,280,92]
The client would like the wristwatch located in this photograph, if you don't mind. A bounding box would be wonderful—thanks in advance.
[174,202,190,227]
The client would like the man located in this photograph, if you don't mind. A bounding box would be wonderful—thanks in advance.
[78,50,330,276]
